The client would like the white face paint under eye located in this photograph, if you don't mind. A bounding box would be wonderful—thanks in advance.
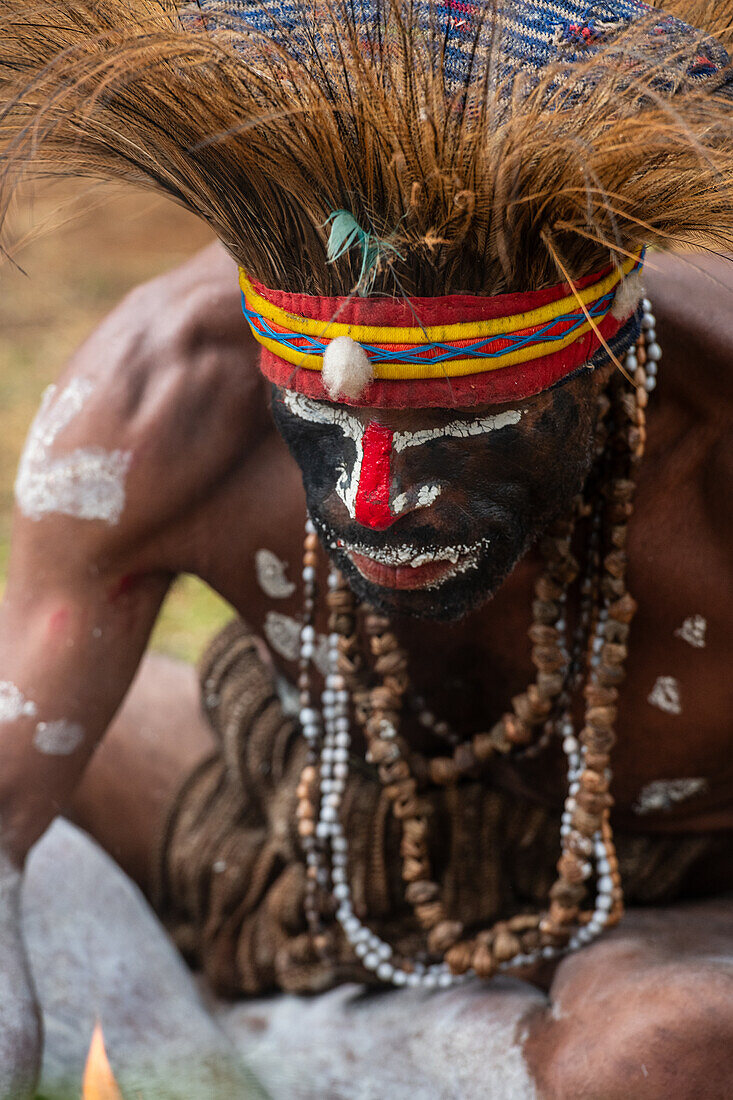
[647,676,682,715]
[15,378,132,525]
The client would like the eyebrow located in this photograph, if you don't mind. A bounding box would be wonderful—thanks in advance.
[284,391,523,447]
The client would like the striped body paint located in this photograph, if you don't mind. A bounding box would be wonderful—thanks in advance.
[283,391,522,530]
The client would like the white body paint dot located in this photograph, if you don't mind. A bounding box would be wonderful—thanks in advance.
[33,720,85,756]
[634,777,708,815]
[674,615,707,649]
[255,549,296,599]
[0,682,37,723]
[15,379,132,525]
[647,676,682,715]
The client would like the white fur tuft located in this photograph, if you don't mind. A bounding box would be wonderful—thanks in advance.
[322,336,373,401]
[610,269,645,321]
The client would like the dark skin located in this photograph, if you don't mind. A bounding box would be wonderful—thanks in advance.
[0,243,730,1097]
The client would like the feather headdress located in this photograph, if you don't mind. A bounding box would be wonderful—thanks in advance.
[1,1,732,404]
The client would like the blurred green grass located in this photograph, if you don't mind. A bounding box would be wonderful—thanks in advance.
[0,184,234,663]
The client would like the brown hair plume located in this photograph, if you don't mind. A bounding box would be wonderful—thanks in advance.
[1,0,733,296]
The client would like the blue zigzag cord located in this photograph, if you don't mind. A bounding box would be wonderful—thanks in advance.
[242,287,619,365]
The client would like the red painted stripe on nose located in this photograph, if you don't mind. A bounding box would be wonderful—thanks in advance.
[355,421,395,530]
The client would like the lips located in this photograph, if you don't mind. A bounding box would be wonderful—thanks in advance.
[348,548,473,590]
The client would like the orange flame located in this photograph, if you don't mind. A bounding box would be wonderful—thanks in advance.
[82,1023,123,1100]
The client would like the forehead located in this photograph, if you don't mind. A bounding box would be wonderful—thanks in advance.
[280,390,525,448]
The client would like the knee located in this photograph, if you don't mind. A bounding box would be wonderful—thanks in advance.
[526,957,733,1099]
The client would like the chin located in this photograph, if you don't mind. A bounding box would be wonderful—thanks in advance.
[311,513,527,622]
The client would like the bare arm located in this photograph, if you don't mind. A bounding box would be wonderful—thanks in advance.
[0,241,263,1093]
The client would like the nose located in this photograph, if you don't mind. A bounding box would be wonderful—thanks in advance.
[353,421,441,531]
[354,421,396,530]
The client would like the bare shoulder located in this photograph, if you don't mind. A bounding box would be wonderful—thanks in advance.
[12,242,272,573]
[646,251,733,414]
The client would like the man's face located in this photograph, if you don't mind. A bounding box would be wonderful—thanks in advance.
[271,368,611,620]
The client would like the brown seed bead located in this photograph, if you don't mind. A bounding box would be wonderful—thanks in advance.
[429,757,459,785]
[364,613,391,635]
[471,943,497,980]
[531,646,566,672]
[580,726,616,753]
[472,732,496,762]
[375,651,408,676]
[610,524,627,549]
[535,577,564,601]
[379,760,410,784]
[507,914,542,934]
[453,743,477,774]
[493,929,522,963]
[415,901,444,929]
[608,593,638,623]
[384,673,410,697]
[557,853,587,885]
[576,790,611,815]
[367,740,400,765]
[402,858,431,883]
[370,686,401,711]
[528,623,560,645]
[489,721,513,753]
[586,705,617,730]
[532,599,560,624]
[596,663,625,687]
[549,881,586,906]
[584,683,619,707]
[527,684,553,716]
[370,632,400,655]
[296,798,314,819]
[503,713,533,746]
[601,642,627,667]
[549,901,578,927]
[445,942,474,976]
[537,671,565,697]
[572,807,601,837]
[304,533,319,551]
[601,575,625,600]
[405,880,440,906]
[298,818,315,838]
[393,793,420,819]
[301,765,317,785]
[603,550,627,578]
[604,619,630,644]
[428,920,465,955]
[580,770,608,794]
[584,751,610,774]
[520,928,542,953]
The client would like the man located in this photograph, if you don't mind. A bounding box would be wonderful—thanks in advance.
[0,1,732,1096]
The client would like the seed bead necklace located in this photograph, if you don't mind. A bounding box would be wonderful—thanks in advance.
[295,303,658,986]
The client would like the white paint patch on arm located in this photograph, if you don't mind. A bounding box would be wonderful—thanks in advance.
[255,549,296,599]
[33,720,85,756]
[647,676,682,715]
[0,683,37,724]
[15,378,132,525]
[634,777,708,815]
[674,615,707,649]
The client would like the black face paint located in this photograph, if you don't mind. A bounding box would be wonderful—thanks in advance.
[271,373,604,621]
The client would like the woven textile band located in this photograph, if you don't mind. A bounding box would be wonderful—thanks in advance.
[241,253,643,408]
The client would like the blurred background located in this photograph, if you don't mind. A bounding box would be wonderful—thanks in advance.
[0,182,234,662]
